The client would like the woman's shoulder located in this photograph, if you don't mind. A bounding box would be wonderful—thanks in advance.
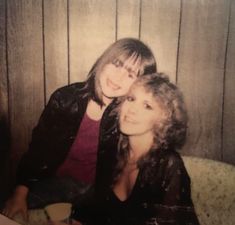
[159,150,190,180]
[53,82,86,96]
[162,150,184,167]
[48,82,86,102]
[151,150,186,174]
[44,82,88,113]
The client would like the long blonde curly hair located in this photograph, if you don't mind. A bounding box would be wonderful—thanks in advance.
[112,73,188,183]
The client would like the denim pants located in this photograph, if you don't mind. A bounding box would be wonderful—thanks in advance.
[27,177,92,209]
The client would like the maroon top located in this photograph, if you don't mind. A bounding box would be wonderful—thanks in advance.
[56,113,101,184]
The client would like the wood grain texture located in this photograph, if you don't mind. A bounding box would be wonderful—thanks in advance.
[141,0,181,82]
[0,0,8,120]
[0,0,11,196]
[44,0,68,103]
[7,0,44,158]
[69,0,116,83]
[117,0,140,39]
[223,0,235,165]
[177,0,230,160]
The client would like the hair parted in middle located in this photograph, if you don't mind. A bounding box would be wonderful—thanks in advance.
[82,38,157,106]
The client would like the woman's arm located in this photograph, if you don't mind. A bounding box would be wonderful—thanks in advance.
[146,155,200,225]
[16,89,63,187]
[3,90,63,219]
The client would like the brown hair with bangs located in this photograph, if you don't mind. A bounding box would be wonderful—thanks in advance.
[82,38,157,106]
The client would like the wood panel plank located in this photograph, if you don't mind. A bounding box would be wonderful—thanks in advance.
[0,0,11,197]
[117,0,140,39]
[141,0,181,82]
[177,0,230,160]
[7,0,44,159]
[44,0,68,103]
[223,0,235,165]
[0,0,8,120]
[69,0,116,83]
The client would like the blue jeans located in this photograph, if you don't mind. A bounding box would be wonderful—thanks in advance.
[27,177,92,209]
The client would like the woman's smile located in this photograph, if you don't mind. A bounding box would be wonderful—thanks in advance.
[123,115,137,124]
[107,78,121,91]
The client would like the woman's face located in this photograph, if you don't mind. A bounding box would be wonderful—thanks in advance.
[119,84,166,137]
[99,53,140,101]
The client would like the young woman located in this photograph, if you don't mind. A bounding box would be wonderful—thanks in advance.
[2,38,156,220]
[73,73,200,225]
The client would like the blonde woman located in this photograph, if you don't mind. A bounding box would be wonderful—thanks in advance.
[73,73,199,225]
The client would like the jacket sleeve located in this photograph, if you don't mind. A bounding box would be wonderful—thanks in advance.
[16,89,64,188]
[145,155,200,225]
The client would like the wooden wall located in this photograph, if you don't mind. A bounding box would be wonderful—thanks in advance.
[0,0,235,166]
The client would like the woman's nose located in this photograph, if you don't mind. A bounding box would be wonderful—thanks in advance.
[127,103,138,114]
[116,67,128,81]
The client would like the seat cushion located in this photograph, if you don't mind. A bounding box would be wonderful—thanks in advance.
[182,156,235,225]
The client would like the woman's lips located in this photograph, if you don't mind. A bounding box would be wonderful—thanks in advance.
[107,79,120,90]
[124,115,137,124]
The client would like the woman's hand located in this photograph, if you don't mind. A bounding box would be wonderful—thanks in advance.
[2,185,29,220]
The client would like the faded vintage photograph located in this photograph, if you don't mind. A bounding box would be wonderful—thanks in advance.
[0,0,235,225]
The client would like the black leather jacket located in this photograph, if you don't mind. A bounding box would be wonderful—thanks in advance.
[16,82,119,188]
[73,150,200,225]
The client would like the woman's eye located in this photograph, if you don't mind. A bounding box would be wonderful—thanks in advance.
[128,73,135,79]
[144,103,153,110]
[126,96,134,102]
[112,59,123,67]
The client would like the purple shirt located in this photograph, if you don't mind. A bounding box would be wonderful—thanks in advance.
[57,113,101,184]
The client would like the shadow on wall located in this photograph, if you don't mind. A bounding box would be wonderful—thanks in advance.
[0,117,12,205]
